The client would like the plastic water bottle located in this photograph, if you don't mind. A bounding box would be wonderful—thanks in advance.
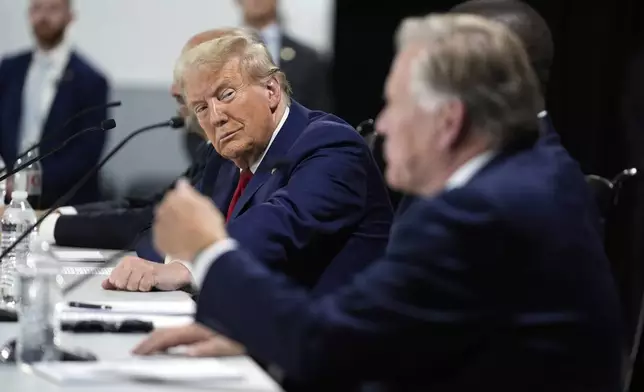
[0,191,38,308]
[13,150,42,209]
[16,237,62,370]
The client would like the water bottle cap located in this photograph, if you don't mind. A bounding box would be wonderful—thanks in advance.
[11,190,28,200]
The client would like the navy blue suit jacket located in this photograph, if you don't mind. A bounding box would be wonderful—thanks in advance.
[0,50,109,208]
[137,101,393,294]
[194,136,623,391]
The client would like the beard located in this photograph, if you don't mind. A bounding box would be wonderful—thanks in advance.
[33,22,65,49]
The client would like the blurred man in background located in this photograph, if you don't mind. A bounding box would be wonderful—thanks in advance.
[137,13,622,391]
[0,0,109,208]
[238,0,333,111]
[30,29,245,251]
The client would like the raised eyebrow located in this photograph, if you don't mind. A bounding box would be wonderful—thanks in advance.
[187,84,216,111]
[188,78,236,109]
[213,79,236,96]
[187,97,206,112]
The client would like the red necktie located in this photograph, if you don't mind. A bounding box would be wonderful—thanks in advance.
[226,169,253,222]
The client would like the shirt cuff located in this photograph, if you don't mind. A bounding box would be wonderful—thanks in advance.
[168,259,197,290]
[193,239,238,289]
[58,206,78,215]
[38,206,78,244]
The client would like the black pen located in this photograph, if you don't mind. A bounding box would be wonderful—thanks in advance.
[68,301,112,310]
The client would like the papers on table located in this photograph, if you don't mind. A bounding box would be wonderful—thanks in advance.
[32,357,244,385]
[60,266,113,276]
[53,250,106,262]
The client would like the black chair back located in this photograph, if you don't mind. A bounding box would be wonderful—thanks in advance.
[586,168,639,392]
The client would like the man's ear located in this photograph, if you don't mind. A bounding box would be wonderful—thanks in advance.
[266,76,282,111]
[436,100,466,150]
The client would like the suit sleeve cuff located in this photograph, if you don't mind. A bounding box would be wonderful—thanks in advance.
[193,239,238,289]
[39,206,77,244]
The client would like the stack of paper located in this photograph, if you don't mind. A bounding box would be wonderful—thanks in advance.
[32,357,244,385]
[53,249,107,262]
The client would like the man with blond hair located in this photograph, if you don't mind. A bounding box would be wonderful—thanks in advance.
[137,13,622,391]
[105,28,393,294]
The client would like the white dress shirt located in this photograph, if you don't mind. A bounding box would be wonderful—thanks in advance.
[444,150,495,191]
[258,22,282,66]
[189,149,496,289]
[19,41,71,154]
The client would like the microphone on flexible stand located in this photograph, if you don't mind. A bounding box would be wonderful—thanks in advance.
[0,119,117,184]
[12,101,122,164]
[0,116,184,326]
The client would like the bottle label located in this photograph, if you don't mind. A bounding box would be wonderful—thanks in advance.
[1,222,17,232]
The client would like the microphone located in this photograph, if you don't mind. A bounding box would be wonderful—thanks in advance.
[13,101,122,163]
[356,118,375,137]
[0,116,184,326]
[0,116,184,266]
[0,119,117,183]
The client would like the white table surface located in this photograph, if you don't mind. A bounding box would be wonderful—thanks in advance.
[0,247,283,392]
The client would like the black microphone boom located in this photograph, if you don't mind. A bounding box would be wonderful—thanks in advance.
[12,101,122,163]
[0,116,184,265]
[0,119,117,184]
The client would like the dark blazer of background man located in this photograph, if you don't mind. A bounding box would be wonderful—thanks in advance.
[0,0,108,208]
[149,14,623,392]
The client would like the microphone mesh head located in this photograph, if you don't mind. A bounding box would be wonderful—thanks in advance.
[169,116,185,129]
[101,119,117,130]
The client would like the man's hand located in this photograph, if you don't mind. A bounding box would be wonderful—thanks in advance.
[101,255,192,291]
[153,179,228,261]
[132,323,245,357]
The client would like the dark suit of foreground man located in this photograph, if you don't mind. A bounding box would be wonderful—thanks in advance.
[141,14,623,391]
[104,32,392,294]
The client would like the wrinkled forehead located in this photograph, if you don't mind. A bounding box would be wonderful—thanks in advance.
[183,57,245,100]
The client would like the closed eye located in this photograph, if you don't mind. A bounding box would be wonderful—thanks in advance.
[193,104,207,115]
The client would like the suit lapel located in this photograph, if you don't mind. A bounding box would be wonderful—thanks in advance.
[229,101,310,220]
[211,160,239,215]
[4,53,33,161]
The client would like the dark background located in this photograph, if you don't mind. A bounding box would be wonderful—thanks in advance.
[332,0,644,389]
